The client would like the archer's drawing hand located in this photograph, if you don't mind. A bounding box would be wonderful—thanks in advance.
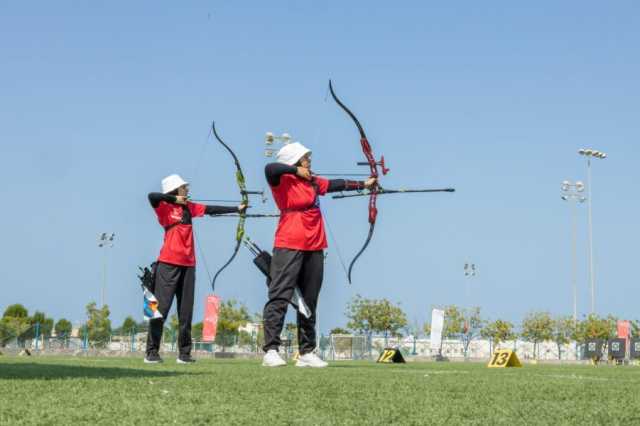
[175,195,188,205]
[364,177,377,189]
[296,167,312,181]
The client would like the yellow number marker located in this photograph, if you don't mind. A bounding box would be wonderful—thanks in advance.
[376,348,406,364]
[487,349,522,368]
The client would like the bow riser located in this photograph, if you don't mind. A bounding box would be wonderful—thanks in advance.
[210,121,258,291]
[329,80,384,283]
[368,194,378,224]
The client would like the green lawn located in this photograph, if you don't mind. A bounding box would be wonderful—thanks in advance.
[1,356,640,425]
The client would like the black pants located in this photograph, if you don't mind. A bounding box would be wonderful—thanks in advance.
[263,248,323,354]
[145,262,195,357]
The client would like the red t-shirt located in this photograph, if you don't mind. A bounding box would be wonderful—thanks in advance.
[271,175,330,251]
[154,201,206,266]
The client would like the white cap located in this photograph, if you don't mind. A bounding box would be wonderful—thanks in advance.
[276,142,311,166]
[161,174,188,194]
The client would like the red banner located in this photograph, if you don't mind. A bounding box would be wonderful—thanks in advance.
[617,320,631,340]
[202,295,221,342]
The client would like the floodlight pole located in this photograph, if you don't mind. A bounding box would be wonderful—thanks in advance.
[586,159,594,314]
[98,233,115,307]
[570,199,578,323]
[463,261,477,348]
[578,149,606,314]
[102,247,107,307]
[561,181,584,323]
[463,262,477,359]
[464,262,476,306]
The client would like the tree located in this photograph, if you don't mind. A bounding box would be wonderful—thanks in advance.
[442,305,465,338]
[84,302,111,348]
[3,304,28,319]
[192,322,203,341]
[461,307,484,358]
[215,300,250,351]
[255,326,265,351]
[253,313,264,350]
[552,316,576,360]
[29,311,54,339]
[377,299,408,338]
[0,320,8,347]
[330,327,350,335]
[573,314,617,342]
[346,295,407,338]
[481,319,515,351]
[439,305,483,357]
[238,330,253,347]
[120,316,137,335]
[423,322,431,335]
[520,312,553,359]
[54,319,73,337]
[346,295,377,334]
[136,320,149,333]
[423,305,484,357]
[1,304,31,346]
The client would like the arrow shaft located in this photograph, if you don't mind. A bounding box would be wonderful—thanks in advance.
[190,199,242,203]
[315,172,370,177]
[211,213,280,218]
[332,188,455,199]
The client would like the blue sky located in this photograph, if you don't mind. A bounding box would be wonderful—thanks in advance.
[1,1,639,332]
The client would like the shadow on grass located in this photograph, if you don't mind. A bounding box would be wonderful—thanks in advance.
[327,363,430,372]
[0,362,191,380]
[327,363,389,369]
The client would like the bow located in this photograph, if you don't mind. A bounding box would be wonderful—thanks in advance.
[328,80,389,284]
[210,121,266,291]
[328,81,455,284]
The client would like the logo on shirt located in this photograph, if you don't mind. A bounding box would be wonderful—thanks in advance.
[170,208,183,222]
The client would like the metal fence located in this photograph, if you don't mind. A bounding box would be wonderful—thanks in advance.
[1,323,609,362]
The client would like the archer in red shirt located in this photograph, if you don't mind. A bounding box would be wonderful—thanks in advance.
[145,174,247,364]
[261,143,376,368]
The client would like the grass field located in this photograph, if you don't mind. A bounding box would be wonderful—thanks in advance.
[1,356,640,425]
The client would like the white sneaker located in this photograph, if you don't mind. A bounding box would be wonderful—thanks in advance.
[296,352,328,368]
[262,349,286,367]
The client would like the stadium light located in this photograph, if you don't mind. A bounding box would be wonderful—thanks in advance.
[265,132,294,157]
[98,232,115,307]
[577,148,607,314]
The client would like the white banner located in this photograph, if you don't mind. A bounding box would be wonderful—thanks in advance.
[430,308,445,351]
